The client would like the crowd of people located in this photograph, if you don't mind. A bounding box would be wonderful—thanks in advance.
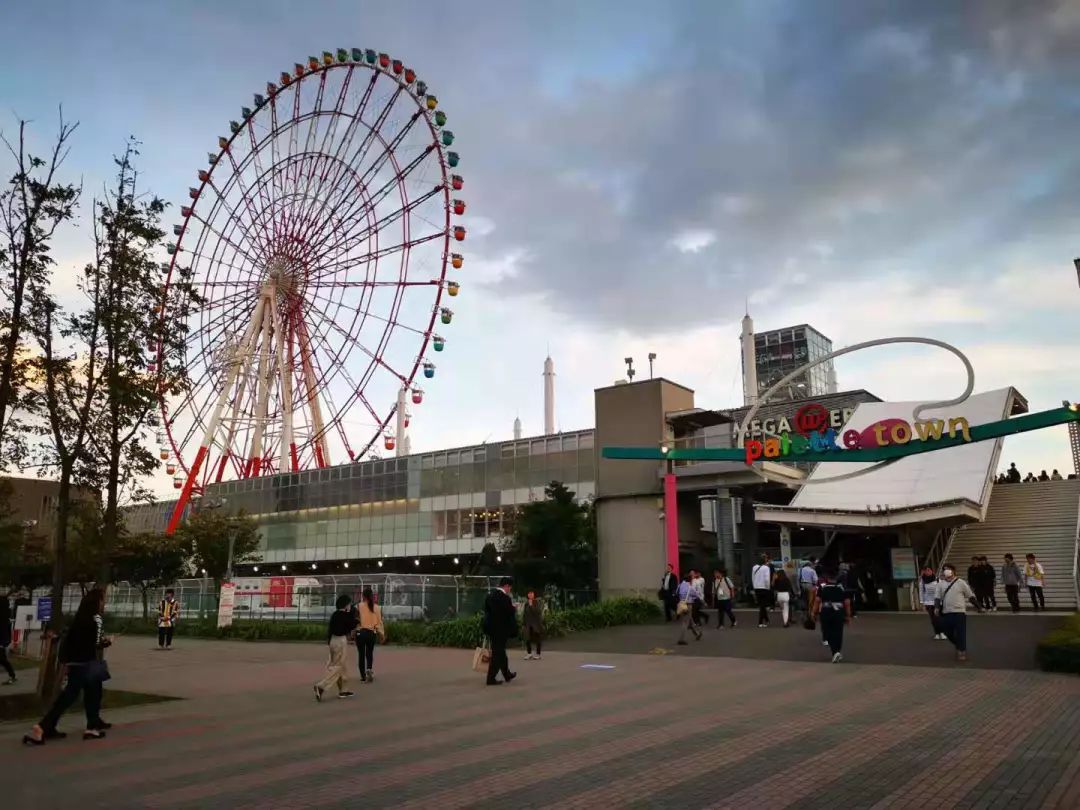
[660,549,1051,666]
[996,462,1072,484]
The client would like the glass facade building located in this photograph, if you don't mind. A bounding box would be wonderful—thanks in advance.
[127,430,596,565]
[747,324,837,402]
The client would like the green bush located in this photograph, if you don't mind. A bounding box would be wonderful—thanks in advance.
[1036,615,1080,674]
[104,597,661,648]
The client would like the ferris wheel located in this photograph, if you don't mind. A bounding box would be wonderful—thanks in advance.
[158,49,465,533]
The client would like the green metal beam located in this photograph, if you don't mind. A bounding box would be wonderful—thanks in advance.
[602,405,1080,464]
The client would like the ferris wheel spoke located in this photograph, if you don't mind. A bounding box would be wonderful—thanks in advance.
[301,159,440,271]
[307,288,431,337]
[306,306,407,386]
[202,177,276,264]
[308,231,443,282]
[185,206,266,270]
[225,135,276,250]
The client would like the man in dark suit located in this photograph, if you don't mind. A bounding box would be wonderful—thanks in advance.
[483,577,518,685]
[659,563,678,622]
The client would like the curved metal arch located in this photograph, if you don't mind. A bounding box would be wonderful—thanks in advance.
[737,336,975,487]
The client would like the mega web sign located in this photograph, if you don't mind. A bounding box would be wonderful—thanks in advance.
[602,402,1080,465]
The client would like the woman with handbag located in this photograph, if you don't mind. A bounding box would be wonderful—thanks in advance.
[24,588,113,745]
[522,590,544,660]
[355,587,384,683]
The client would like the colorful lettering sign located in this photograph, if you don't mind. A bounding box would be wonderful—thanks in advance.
[743,409,972,465]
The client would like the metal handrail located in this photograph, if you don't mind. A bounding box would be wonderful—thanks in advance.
[1072,487,1080,611]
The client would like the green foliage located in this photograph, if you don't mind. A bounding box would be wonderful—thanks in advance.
[103,598,660,647]
[175,509,261,585]
[1036,614,1080,674]
[112,531,187,617]
[505,481,596,589]
[0,114,81,468]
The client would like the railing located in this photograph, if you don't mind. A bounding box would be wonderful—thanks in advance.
[1073,487,1080,611]
[31,574,598,623]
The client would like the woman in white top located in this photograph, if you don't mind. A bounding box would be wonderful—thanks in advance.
[918,566,944,640]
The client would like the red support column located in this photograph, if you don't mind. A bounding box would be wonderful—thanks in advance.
[663,472,679,577]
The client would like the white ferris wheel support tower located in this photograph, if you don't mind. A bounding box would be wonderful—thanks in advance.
[165,276,330,535]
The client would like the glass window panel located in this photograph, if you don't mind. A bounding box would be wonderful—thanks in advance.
[579,433,594,449]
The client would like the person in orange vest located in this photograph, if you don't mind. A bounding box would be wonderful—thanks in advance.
[157,590,180,650]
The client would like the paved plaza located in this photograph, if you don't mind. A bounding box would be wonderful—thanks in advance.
[3,615,1080,809]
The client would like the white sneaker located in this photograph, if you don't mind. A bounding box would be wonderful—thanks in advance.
[524,654,533,661]
[822,640,830,646]
[831,652,843,663]
[535,655,541,661]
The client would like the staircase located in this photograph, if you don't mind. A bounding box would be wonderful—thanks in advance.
[944,478,1080,611]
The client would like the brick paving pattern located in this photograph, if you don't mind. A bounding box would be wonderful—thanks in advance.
[2,615,1079,809]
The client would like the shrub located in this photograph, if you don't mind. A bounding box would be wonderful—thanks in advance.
[104,597,661,648]
[1036,614,1080,674]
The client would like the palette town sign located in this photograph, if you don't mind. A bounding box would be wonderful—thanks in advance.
[743,403,973,465]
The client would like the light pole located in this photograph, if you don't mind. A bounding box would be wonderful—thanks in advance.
[648,352,657,379]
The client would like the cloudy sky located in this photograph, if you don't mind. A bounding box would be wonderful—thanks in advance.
[3,0,1079,497]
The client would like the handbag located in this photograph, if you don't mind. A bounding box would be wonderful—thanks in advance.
[84,658,111,684]
[676,600,689,617]
[471,638,491,673]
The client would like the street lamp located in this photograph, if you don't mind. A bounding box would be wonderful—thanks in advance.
[648,352,657,379]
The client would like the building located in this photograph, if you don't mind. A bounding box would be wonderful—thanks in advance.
[127,430,595,572]
[0,476,99,542]
[743,318,838,403]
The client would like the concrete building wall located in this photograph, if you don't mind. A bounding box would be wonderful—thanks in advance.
[595,378,694,499]
[597,496,664,599]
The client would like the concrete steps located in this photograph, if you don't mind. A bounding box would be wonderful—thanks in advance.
[945,478,1079,610]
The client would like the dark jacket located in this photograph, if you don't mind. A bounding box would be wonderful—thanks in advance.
[483,589,517,641]
[523,601,544,638]
[327,609,358,643]
[60,614,108,664]
[0,616,10,647]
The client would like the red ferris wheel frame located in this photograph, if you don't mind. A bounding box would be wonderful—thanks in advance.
[158,49,465,534]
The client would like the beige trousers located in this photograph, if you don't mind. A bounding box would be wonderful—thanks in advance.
[316,635,348,693]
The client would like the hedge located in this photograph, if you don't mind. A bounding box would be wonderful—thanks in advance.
[104,597,661,647]
[1035,614,1080,674]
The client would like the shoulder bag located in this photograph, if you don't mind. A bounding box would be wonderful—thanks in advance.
[934,579,957,613]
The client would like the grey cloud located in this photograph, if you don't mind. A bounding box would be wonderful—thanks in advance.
[438,1,1080,330]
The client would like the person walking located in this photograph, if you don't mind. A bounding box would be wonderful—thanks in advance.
[659,563,678,622]
[314,594,358,701]
[1024,554,1046,611]
[919,566,944,639]
[798,557,819,620]
[484,577,518,685]
[812,569,851,663]
[1006,462,1021,483]
[713,568,736,628]
[23,588,113,745]
[354,587,383,683]
[676,573,703,645]
[1001,554,1023,613]
[522,590,545,660]
[691,569,706,629]
[157,589,180,650]
[979,556,997,611]
[752,554,773,627]
[772,568,794,628]
[937,564,979,662]
[1,596,16,685]
[839,562,859,618]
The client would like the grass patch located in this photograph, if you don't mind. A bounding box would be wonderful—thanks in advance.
[0,689,179,723]
[1036,614,1080,674]
[105,597,663,648]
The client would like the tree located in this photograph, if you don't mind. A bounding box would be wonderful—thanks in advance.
[90,139,195,581]
[506,481,597,590]
[0,114,80,468]
[176,508,261,587]
[66,499,108,593]
[113,531,186,619]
